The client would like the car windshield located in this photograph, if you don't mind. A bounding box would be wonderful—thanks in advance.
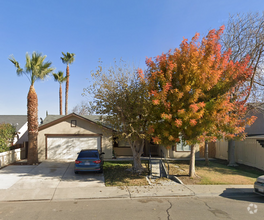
[78,151,99,158]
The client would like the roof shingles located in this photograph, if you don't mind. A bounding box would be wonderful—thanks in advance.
[0,115,27,131]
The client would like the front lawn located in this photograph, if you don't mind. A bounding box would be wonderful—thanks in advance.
[103,159,264,186]
[167,159,264,185]
[103,161,149,187]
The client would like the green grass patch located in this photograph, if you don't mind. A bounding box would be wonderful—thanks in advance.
[103,161,149,187]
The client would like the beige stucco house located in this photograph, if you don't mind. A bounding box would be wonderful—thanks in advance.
[38,113,113,161]
[38,113,200,161]
[215,110,264,170]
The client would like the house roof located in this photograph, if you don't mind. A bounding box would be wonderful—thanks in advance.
[0,115,27,132]
[39,113,114,131]
[245,110,264,136]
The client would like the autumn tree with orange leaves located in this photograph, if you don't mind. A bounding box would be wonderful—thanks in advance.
[141,26,256,177]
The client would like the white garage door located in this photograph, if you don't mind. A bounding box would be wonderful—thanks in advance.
[47,136,101,160]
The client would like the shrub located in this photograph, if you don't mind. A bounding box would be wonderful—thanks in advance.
[0,123,16,153]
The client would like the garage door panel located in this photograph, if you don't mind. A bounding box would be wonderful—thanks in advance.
[47,136,100,160]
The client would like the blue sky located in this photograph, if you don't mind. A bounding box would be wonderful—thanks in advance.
[0,0,263,119]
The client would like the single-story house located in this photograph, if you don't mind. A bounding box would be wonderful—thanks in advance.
[215,110,264,170]
[38,113,200,161]
[0,115,28,146]
[38,113,113,161]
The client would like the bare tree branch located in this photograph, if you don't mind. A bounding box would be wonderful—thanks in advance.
[222,12,264,104]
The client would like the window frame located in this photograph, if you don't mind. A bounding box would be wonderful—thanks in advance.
[71,120,77,127]
[175,137,191,152]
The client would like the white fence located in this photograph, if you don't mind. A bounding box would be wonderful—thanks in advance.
[0,148,23,168]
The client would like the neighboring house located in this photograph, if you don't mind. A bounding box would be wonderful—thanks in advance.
[215,110,264,170]
[38,113,114,160]
[0,115,28,146]
[38,113,200,161]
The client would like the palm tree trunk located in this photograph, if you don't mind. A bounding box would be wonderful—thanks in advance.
[27,85,38,165]
[65,64,69,115]
[59,84,63,115]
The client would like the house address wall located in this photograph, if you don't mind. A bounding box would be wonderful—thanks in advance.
[0,149,22,168]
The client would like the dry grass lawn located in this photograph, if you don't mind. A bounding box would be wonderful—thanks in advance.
[103,159,264,186]
[167,160,264,185]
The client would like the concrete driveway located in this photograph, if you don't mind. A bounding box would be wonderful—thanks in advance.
[0,161,132,201]
[0,160,105,190]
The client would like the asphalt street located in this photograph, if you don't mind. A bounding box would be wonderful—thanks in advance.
[0,195,263,220]
[0,160,263,220]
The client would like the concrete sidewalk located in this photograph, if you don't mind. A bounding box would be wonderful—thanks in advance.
[0,162,256,202]
[0,184,255,202]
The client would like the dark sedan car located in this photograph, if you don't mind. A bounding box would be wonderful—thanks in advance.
[74,149,104,174]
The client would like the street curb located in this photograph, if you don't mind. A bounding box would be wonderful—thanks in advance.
[0,188,257,202]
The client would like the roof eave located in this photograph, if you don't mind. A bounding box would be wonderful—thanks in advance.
[38,113,114,131]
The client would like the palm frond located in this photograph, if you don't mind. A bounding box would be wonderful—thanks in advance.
[10,52,55,85]
[60,52,75,65]
[53,71,68,84]
[58,71,64,78]
[9,55,23,75]
[25,53,32,72]
[53,73,59,81]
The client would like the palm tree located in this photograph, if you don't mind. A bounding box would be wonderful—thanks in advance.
[9,52,54,165]
[53,71,68,115]
[60,52,75,115]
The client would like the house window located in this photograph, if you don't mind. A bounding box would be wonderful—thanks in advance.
[116,139,130,148]
[71,120,77,127]
[176,137,191,151]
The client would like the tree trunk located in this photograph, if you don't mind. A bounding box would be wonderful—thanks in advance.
[228,139,238,166]
[189,144,196,177]
[27,85,38,165]
[205,141,209,166]
[130,139,144,172]
[132,151,142,171]
[59,83,63,115]
[65,64,69,115]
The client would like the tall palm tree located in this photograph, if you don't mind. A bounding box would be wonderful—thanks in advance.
[60,52,75,115]
[53,71,68,115]
[9,52,54,165]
